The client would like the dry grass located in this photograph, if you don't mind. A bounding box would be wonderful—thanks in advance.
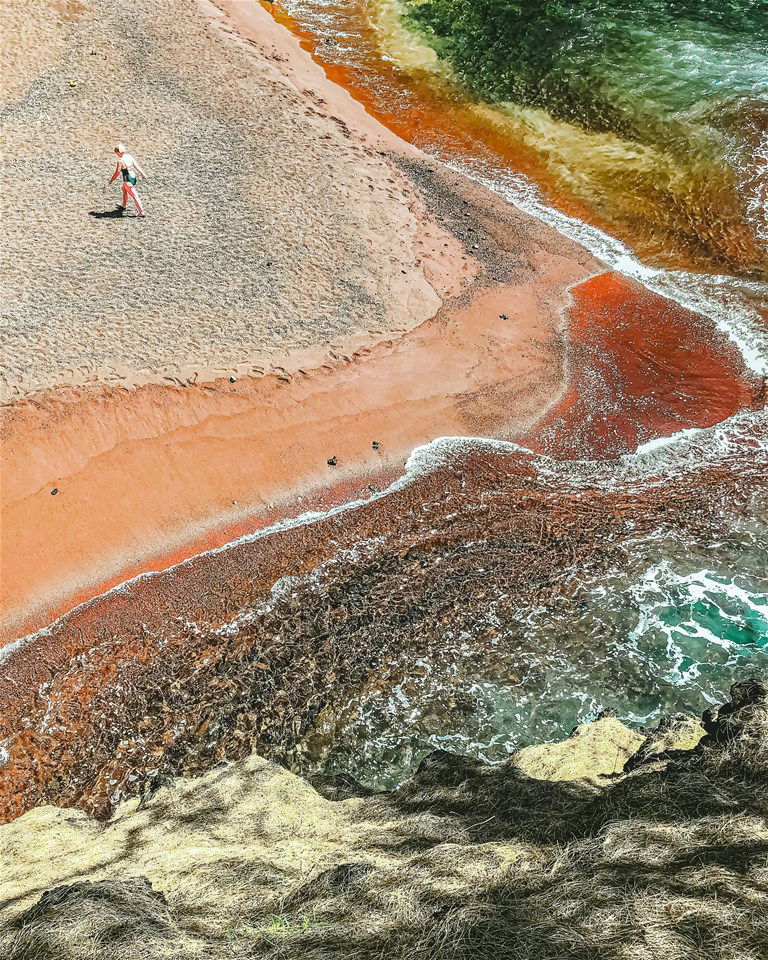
[1,679,766,959]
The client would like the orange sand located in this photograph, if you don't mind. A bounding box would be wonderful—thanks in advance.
[1,0,760,650]
[0,245,584,642]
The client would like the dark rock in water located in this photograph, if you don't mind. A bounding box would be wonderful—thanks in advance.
[327,456,338,466]
[702,677,767,742]
[50,488,58,496]
[307,771,380,801]
[229,376,236,383]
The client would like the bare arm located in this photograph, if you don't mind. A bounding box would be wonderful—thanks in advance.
[134,160,147,180]
[108,161,121,185]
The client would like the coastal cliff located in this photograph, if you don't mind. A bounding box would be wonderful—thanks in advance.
[1,679,765,959]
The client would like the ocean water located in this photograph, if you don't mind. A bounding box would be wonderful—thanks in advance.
[292,423,768,787]
[254,0,768,785]
[402,0,768,274]
[278,0,768,275]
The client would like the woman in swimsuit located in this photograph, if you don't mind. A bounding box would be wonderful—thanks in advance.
[108,144,147,217]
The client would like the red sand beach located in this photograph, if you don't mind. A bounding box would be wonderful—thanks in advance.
[0,0,765,828]
[1,0,761,647]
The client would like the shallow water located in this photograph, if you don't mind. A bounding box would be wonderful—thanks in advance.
[284,423,768,787]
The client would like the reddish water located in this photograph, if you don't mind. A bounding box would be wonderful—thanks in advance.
[524,273,763,459]
[248,0,759,274]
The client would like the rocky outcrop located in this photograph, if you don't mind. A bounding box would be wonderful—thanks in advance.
[511,712,646,782]
[1,679,765,959]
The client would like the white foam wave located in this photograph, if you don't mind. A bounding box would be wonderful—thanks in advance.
[442,157,768,376]
[5,411,766,660]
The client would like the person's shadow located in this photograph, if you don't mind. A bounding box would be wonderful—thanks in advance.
[89,206,125,219]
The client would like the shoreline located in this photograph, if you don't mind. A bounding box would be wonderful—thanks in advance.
[2,0,762,645]
[0,0,593,641]
[0,168,589,641]
[2,426,764,821]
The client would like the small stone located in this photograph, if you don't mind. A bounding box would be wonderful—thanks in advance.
[229,376,236,383]
[499,314,508,320]
[51,488,59,496]
[372,441,379,450]
[327,456,337,466]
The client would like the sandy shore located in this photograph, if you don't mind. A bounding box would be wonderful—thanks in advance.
[1,157,594,640]
[1,0,606,639]
[1,0,760,646]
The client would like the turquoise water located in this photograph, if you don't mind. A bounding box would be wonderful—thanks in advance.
[298,530,768,787]
[293,429,768,788]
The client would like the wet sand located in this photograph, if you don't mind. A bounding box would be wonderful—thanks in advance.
[3,255,761,644]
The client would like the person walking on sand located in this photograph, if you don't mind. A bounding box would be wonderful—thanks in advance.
[108,143,147,217]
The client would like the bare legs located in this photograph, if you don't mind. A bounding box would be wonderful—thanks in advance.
[121,181,145,216]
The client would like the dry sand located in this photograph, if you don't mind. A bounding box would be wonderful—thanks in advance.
[0,0,466,400]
